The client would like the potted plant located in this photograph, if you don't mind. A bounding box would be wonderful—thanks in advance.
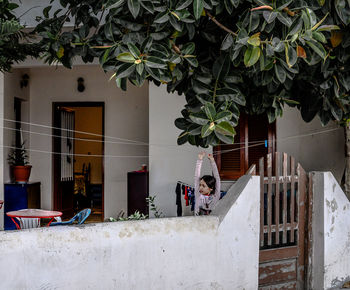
[8,142,32,183]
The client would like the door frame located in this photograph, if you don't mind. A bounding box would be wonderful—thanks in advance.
[52,102,105,219]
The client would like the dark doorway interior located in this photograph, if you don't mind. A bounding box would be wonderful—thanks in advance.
[53,102,104,222]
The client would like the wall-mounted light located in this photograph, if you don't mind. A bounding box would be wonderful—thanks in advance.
[20,74,29,88]
[77,77,85,92]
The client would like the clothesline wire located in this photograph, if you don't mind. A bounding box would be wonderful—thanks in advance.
[3,118,148,145]
[0,124,340,158]
[2,118,342,147]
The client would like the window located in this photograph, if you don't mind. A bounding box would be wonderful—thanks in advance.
[214,114,276,180]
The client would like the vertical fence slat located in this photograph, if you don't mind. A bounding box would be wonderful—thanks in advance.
[267,153,273,246]
[275,152,280,245]
[297,164,307,288]
[290,156,295,243]
[282,153,288,244]
[259,157,264,247]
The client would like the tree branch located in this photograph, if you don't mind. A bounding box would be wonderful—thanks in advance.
[205,10,237,37]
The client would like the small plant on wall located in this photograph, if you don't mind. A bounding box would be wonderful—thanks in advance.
[8,142,32,183]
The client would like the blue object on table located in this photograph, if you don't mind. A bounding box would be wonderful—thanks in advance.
[50,208,91,226]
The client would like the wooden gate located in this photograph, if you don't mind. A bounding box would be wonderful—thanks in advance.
[253,152,308,289]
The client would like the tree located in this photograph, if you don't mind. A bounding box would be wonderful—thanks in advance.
[0,0,41,72]
[26,0,350,194]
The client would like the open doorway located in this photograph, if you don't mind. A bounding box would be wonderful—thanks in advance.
[53,102,104,222]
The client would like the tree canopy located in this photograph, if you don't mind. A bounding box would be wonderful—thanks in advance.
[4,0,350,147]
[0,0,40,72]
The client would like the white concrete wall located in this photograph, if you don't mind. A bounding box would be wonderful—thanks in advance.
[0,73,4,230]
[149,83,213,217]
[3,69,31,183]
[277,107,344,182]
[27,66,148,218]
[0,175,260,290]
[310,172,350,289]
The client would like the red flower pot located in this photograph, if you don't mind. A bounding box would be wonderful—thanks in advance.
[12,165,32,183]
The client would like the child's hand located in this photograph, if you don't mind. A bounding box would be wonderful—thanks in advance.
[198,152,206,160]
[208,153,214,161]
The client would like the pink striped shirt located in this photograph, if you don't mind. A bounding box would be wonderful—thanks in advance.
[194,159,221,215]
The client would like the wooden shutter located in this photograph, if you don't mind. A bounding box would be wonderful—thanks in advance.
[248,114,269,173]
[215,114,275,180]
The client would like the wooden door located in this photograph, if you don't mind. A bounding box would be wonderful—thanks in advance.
[53,106,75,218]
[258,153,308,289]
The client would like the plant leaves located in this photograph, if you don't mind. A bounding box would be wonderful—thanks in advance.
[274,64,286,83]
[115,63,136,78]
[215,121,236,135]
[204,102,216,120]
[214,111,232,123]
[117,52,136,63]
[128,0,140,18]
[201,123,214,137]
[189,112,210,125]
[193,0,204,20]
[244,46,261,67]
[213,54,230,80]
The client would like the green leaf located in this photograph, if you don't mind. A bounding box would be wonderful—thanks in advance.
[244,46,261,67]
[289,17,303,35]
[115,63,136,78]
[201,123,215,137]
[306,40,327,59]
[154,11,169,23]
[213,54,230,80]
[306,8,317,27]
[204,102,216,120]
[263,11,278,24]
[43,6,52,18]
[176,0,192,10]
[116,78,127,91]
[117,52,136,63]
[277,12,292,27]
[317,25,340,32]
[285,44,297,67]
[182,42,195,54]
[175,118,188,130]
[189,112,210,125]
[318,0,325,6]
[215,121,236,136]
[128,0,140,18]
[193,0,204,20]
[214,131,234,144]
[214,111,232,123]
[221,33,234,50]
[127,43,141,58]
[247,32,261,46]
[274,64,286,83]
[185,57,199,67]
[277,0,293,10]
[145,56,167,68]
[312,31,326,43]
[177,131,189,145]
[136,62,144,75]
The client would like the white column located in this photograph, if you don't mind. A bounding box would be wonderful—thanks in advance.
[0,73,4,230]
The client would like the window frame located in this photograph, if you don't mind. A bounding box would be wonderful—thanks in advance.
[214,114,276,180]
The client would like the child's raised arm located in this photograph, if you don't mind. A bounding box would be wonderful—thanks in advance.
[194,152,205,187]
[208,154,221,203]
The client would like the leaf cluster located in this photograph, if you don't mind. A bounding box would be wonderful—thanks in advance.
[33,0,350,146]
[0,0,41,72]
